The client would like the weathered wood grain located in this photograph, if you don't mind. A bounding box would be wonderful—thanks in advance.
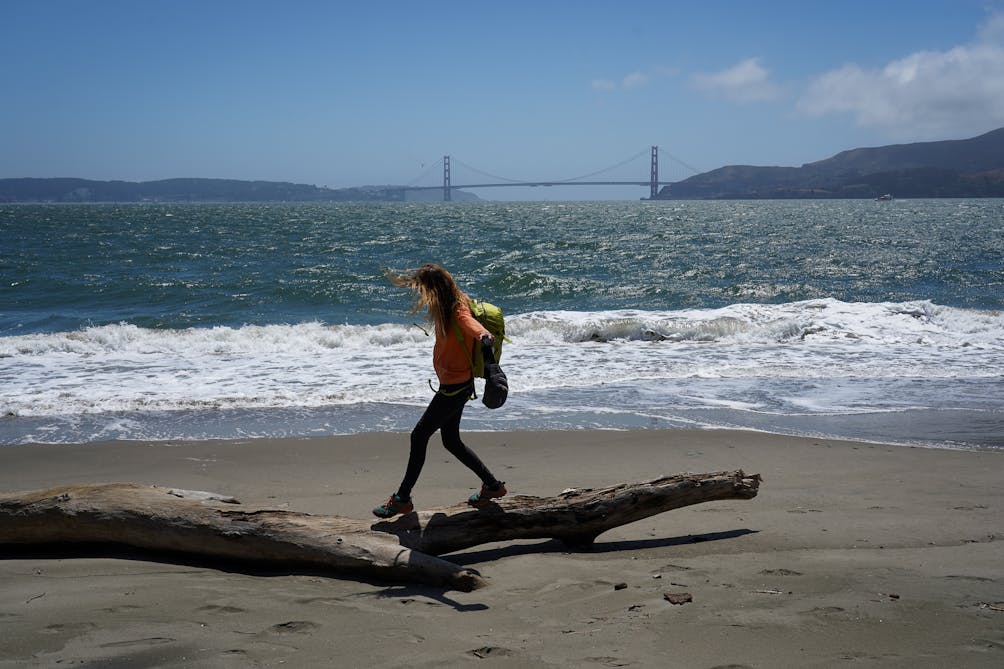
[0,471,759,591]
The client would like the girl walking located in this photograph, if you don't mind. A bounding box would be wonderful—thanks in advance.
[373,264,507,518]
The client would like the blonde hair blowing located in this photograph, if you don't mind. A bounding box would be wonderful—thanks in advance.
[387,264,466,336]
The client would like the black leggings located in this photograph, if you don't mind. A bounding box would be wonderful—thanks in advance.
[396,380,497,500]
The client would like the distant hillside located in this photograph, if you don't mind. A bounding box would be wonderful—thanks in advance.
[0,178,478,203]
[657,127,1004,199]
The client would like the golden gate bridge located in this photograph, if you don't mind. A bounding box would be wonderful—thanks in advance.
[400,146,701,200]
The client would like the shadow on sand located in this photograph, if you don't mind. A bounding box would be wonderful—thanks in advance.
[2,528,756,611]
[447,528,758,567]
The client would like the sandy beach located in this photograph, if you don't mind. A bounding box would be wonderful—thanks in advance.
[1,429,1002,668]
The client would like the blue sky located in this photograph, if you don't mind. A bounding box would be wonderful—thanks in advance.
[3,0,1004,200]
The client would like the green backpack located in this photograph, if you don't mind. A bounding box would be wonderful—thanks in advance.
[453,299,508,378]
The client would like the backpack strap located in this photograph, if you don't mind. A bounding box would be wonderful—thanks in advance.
[451,316,479,378]
[428,378,475,399]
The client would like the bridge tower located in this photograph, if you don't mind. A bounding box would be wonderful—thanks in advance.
[650,146,659,199]
[443,155,451,202]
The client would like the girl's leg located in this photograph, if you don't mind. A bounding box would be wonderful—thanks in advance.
[396,386,468,500]
[440,405,499,487]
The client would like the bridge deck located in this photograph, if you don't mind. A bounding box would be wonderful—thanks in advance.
[404,181,675,191]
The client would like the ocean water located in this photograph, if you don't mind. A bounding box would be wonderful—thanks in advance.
[1,200,1002,449]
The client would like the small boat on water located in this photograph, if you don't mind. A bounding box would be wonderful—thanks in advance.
[876,193,894,201]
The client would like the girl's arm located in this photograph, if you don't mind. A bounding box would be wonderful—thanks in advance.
[454,302,489,341]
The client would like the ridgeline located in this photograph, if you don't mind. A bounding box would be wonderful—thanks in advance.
[656,127,1004,199]
[0,178,478,204]
[4,128,1003,202]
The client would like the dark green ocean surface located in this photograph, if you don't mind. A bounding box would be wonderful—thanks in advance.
[2,200,1001,334]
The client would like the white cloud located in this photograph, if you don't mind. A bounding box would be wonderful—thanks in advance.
[978,11,1004,42]
[592,71,651,92]
[692,57,781,102]
[797,14,1004,138]
[621,72,649,89]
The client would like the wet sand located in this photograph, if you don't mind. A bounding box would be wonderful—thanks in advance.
[1,429,1002,668]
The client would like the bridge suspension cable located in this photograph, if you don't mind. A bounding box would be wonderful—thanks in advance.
[405,158,445,187]
[451,159,527,184]
[557,148,652,182]
[400,145,702,198]
[659,150,703,176]
[453,147,652,185]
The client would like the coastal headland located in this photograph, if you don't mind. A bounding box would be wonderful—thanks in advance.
[4,127,1003,203]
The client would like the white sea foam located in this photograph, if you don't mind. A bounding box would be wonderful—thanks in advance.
[1,299,1002,447]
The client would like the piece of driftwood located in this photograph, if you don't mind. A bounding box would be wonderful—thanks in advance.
[0,471,760,591]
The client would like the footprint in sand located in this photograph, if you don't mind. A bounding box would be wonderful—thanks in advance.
[944,574,996,582]
[802,606,848,620]
[270,620,319,634]
[42,622,96,635]
[196,604,246,614]
[839,651,894,661]
[98,604,143,614]
[759,568,803,576]
[469,646,516,659]
[397,597,445,606]
[294,596,348,606]
[99,637,176,648]
[656,563,694,572]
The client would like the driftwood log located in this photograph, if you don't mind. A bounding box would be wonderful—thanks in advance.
[0,471,760,592]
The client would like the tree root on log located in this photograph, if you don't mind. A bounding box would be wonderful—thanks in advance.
[0,471,760,592]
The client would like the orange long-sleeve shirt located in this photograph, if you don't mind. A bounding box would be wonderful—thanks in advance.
[433,301,489,384]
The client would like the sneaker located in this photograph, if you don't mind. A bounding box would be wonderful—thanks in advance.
[468,481,507,508]
[372,494,414,519]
